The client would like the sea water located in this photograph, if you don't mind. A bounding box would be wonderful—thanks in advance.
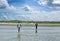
[0,25,60,41]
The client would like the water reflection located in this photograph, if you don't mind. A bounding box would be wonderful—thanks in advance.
[17,33,21,41]
[34,34,39,41]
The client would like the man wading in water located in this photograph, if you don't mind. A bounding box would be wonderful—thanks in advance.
[35,23,38,33]
[17,21,22,33]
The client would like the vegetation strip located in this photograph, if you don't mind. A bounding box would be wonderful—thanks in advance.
[0,20,60,24]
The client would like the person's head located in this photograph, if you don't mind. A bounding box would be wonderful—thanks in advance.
[18,21,20,23]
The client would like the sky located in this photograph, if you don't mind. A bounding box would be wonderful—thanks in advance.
[0,0,60,21]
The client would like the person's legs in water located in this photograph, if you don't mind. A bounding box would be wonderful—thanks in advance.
[35,23,38,33]
[36,26,37,33]
[18,27,20,33]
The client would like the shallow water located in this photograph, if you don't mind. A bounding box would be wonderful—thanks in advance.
[0,25,60,41]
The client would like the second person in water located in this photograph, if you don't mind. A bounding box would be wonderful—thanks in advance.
[35,23,38,33]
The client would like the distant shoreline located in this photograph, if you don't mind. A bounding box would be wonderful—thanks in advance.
[0,23,60,26]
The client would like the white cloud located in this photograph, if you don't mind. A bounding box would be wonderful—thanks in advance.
[28,10,60,21]
[23,5,60,21]
[37,0,47,6]
[53,0,60,4]
[23,5,34,12]
[36,0,60,10]
[6,5,16,10]
[0,0,16,10]
[37,0,60,5]
[15,4,60,21]
[3,14,8,19]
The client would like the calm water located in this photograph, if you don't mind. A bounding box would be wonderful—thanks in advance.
[0,25,60,41]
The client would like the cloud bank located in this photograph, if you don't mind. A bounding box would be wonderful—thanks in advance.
[15,5,60,21]
[0,0,16,10]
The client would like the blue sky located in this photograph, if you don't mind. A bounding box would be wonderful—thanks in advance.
[0,0,60,21]
[8,0,25,6]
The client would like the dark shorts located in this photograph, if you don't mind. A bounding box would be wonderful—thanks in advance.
[18,27,20,31]
[18,27,20,29]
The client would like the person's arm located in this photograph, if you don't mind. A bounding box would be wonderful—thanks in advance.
[17,24,18,27]
[20,24,22,27]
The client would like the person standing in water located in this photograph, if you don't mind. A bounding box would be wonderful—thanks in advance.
[35,23,38,33]
[17,21,22,33]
